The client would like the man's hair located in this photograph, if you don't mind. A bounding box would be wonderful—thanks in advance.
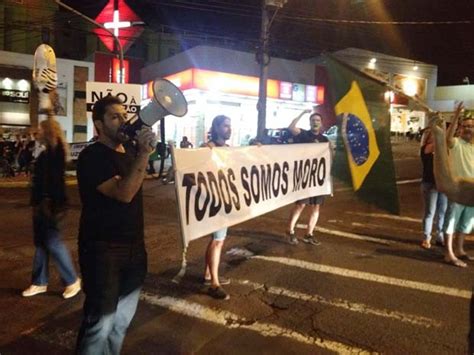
[210,115,230,141]
[92,95,123,122]
[309,113,323,121]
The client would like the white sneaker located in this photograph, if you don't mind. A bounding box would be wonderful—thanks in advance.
[22,285,47,297]
[62,278,81,299]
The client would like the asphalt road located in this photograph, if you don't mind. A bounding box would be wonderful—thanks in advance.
[0,141,473,354]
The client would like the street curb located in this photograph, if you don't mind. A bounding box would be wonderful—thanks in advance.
[0,174,160,189]
[0,179,78,189]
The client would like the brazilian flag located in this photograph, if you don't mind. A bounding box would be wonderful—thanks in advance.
[324,54,399,214]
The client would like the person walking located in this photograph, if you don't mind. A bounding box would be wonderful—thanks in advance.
[22,117,81,299]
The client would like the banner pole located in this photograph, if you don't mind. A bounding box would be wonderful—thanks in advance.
[170,144,188,284]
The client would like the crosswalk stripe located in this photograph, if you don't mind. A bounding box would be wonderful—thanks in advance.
[234,279,442,328]
[345,211,421,223]
[252,256,472,299]
[140,292,370,354]
[296,224,393,245]
[334,179,421,192]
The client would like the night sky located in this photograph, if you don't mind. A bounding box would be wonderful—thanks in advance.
[64,0,474,86]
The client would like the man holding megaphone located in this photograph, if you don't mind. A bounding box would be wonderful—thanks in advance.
[75,95,156,354]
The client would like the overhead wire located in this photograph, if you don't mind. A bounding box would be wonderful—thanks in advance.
[2,1,474,64]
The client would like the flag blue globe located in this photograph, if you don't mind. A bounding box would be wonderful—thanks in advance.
[345,114,370,166]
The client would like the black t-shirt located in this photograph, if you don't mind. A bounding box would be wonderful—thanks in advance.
[293,129,329,144]
[420,145,435,185]
[77,142,144,244]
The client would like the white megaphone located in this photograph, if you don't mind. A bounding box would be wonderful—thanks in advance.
[120,78,188,141]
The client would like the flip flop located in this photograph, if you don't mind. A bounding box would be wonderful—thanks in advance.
[444,258,467,268]
[458,254,474,261]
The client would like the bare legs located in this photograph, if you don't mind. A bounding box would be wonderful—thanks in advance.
[205,239,224,288]
[287,203,320,236]
[287,203,305,234]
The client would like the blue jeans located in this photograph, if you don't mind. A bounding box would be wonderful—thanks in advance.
[32,213,77,286]
[76,287,142,355]
[76,242,147,355]
[421,182,448,241]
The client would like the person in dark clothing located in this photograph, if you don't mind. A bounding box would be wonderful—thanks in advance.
[286,110,329,246]
[17,136,29,175]
[75,95,156,354]
[419,128,448,249]
[180,136,193,148]
[22,117,81,299]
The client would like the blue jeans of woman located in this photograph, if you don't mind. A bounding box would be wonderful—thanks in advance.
[31,211,77,286]
[421,182,448,242]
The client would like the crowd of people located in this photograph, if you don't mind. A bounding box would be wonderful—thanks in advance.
[15,94,472,354]
[0,132,44,177]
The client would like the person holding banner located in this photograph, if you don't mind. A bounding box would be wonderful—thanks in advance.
[75,96,156,354]
[286,110,329,246]
[201,115,232,300]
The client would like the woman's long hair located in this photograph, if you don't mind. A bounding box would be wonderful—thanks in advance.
[39,114,69,161]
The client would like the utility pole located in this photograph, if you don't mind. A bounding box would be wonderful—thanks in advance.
[256,0,287,141]
[256,1,270,141]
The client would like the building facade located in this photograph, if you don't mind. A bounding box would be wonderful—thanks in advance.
[141,45,326,146]
[0,50,94,142]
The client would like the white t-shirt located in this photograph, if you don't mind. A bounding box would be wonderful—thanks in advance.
[450,137,474,179]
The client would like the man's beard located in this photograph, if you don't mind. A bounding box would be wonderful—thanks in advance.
[104,126,128,144]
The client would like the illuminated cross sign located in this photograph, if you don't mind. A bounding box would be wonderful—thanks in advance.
[104,10,131,37]
[94,0,143,53]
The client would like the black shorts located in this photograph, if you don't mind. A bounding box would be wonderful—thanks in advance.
[296,195,325,206]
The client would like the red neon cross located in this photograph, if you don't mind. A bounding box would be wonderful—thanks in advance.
[94,0,144,53]
[104,10,131,37]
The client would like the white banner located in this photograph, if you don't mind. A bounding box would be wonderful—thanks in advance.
[86,82,142,119]
[174,143,332,246]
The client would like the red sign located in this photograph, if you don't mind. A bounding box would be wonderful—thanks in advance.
[94,0,143,53]
[112,58,129,83]
[144,69,325,105]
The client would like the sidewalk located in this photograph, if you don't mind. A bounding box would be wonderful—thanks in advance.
[0,174,78,188]
[0,168,169,188]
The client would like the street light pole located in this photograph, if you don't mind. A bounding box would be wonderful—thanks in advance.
[256,1,269,141]
[55,0,124,83]
[256,0,286,141]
